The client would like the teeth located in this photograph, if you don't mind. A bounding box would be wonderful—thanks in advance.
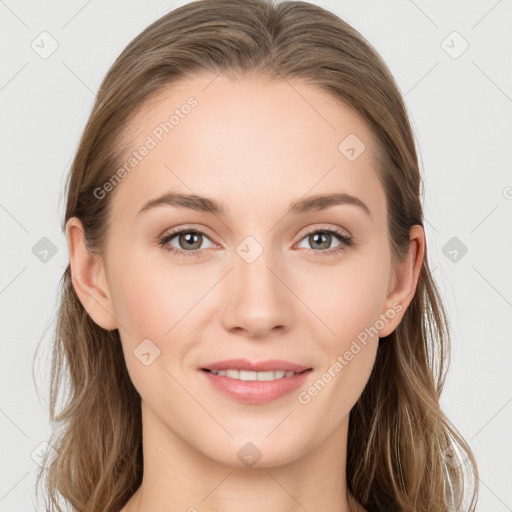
[209,369,298,380]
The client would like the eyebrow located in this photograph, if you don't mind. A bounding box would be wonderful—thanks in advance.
[137,191,371,218]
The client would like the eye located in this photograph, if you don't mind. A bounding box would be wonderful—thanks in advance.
[158,228,215,257]
[158,226,354,258]
[295,227,353,256]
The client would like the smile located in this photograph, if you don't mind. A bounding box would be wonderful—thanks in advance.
[205,369,301,380]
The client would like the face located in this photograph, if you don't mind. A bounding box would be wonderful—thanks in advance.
[68,73,420,469]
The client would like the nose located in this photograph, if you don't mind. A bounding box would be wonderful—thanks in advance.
[221,245,294,339]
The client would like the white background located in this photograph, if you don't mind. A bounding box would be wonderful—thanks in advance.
[0,0,511,510]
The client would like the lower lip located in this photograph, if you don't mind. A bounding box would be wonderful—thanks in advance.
[200,369,312,405]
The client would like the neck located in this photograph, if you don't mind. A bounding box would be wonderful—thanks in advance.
[122,401,362,512]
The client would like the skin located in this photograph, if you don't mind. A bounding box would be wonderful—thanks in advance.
[66,73,424,512]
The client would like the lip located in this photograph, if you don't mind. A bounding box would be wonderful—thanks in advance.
[199,359,313,405]
[200,358,311,373]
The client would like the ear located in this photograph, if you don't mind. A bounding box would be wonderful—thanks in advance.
[65,217,118,331]
[378,224,425,337]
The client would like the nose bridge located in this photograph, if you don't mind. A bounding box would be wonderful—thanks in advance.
[222,234,292,336]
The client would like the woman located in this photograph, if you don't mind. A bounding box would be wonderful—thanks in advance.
[36,0,479,510]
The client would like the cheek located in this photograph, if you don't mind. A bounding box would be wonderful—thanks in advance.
[108,246,190,336]
[296,249,389,405]
[304,254,390,343]
[295,265,384,428]
[107,251,203,395]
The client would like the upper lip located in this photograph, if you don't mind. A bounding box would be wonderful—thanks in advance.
[201,358,312,373]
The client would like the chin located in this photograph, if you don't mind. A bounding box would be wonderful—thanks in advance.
[199,433,309,470]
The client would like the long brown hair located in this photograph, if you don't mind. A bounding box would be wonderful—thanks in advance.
[34,0,479,510]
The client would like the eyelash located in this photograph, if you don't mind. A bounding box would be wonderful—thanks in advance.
[157,226,354,258]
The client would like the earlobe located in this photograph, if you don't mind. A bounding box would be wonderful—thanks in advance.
[65,217,118,331]
[378,225,425,338]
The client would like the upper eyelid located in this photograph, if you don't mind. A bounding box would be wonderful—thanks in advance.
[300,225,351,237]
[163,224,216,239]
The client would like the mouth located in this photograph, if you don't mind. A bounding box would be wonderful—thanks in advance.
[199,359,313,404]
[200,368,311,381]
[200,358,312,374]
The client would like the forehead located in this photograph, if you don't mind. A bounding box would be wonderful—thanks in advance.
[109,73,385,224]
